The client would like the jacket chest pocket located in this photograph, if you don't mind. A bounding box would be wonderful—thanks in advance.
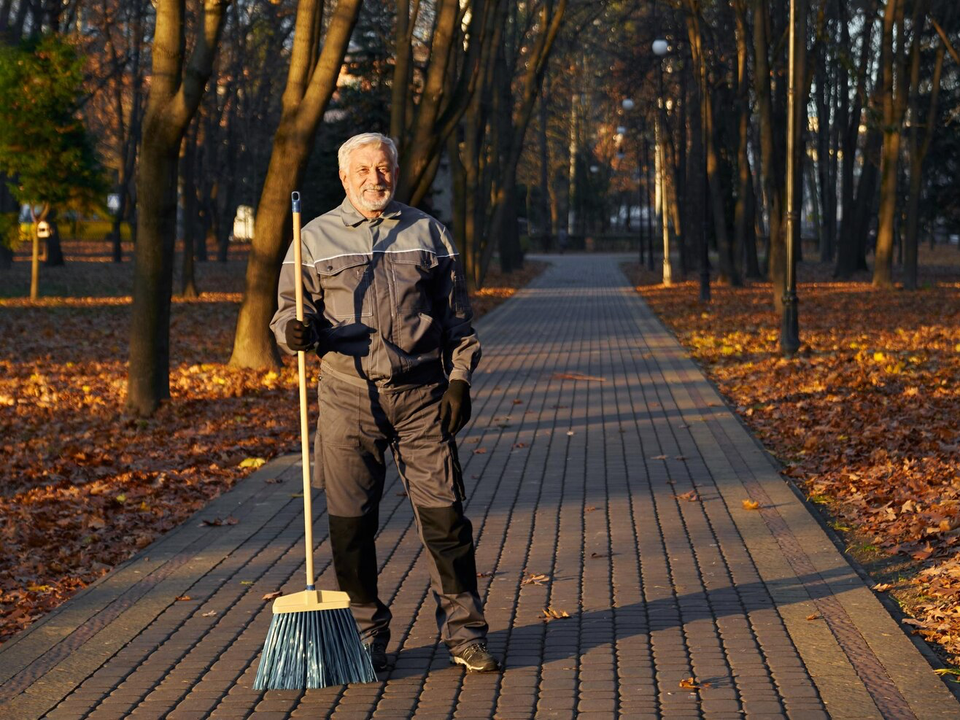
[389,251,439,315]
[317,254,373,320]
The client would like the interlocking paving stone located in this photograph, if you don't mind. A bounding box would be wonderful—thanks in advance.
[1,255,958,719]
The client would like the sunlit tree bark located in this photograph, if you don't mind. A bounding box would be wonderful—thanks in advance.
[228,0,362,370]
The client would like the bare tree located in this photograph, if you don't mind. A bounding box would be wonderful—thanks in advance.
[873,0,925,288]
[228,0,363,370]
[127,0,230,416]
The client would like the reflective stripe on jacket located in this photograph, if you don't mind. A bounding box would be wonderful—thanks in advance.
[269,198,481,388]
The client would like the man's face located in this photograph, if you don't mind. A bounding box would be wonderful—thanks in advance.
[340,143,396,218]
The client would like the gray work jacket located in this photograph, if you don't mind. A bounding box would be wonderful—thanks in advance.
[270,198,481,389]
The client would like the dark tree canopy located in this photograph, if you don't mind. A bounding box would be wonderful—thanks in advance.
[0,34,105,217]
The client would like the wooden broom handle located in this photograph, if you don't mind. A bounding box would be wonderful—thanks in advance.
[291,192,316,590]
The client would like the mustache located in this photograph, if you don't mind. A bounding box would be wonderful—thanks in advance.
[364,185,390,192]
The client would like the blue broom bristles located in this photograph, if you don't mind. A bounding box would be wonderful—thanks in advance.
[253,607,377,690]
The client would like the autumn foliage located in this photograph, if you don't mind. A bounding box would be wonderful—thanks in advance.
[0,241,544,643]
[628,250,960,666]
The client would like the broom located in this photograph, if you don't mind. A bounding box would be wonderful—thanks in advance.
[253,191,377,690]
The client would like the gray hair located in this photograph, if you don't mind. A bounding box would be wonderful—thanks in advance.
[338,133,399,172]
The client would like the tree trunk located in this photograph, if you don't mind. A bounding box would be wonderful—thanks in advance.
[30,227,40,300]
[903,13,942,289]
[743,175,761,278]
[477,0,567,287]
[180,120,199,299]
[229,0,362,370]
[733,0,750,279]
[753,1,785,309]
[43,213,65,266]
[816,36,835,262]
[447,131,470,284]
[390,0,417,150]
[108,0,144,264]
[538,74,551,249]
[127,0,229,416]
[684,2,734,285]
[873,0,905,288]
[835,3,874,278]
[396,0,498,206]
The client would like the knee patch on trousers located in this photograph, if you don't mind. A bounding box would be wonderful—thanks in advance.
[329,513,380,604]
[417,503,479,595]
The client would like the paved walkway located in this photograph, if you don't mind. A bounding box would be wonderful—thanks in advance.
[2,255,957,720]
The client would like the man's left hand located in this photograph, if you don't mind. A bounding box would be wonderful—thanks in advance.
[440,380,471,436]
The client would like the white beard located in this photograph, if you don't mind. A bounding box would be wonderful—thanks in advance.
[356,186,394,213]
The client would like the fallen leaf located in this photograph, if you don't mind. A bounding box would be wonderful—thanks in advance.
[263,477,284,484]
[590,551,609,559]
[806,613,822,621]
[240,581,253,586]
[742,499,760,510]
[262,592,282,600]
[512,399,524,404]
[522,573,549,586]
[675,491,699,502]
[477,571,496,578]
[540,607,570,620]
[872,583,893,592]
[650,455,667,460]
[473,448,487,454]
[201,610,217,617]
[238,457,267,469]
[678,677,711,690]
[176,595,192,602]
[512,442,528,449]
[201,516,238,527]
[585,506,598,513]
[912,544,934,561]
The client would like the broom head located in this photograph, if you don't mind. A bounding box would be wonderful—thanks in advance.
[253,589,377,690]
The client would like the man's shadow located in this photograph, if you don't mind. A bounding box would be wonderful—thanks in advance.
[387,562,865,682]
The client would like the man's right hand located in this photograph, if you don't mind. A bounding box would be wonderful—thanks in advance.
[284,319,314,351]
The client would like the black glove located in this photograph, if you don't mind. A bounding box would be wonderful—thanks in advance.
[284,318,314,351]
[440,379,471,436]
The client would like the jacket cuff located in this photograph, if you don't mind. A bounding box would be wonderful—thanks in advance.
[448,368,472,386]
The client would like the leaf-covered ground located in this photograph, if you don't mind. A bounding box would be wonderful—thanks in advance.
[626,245,960,668]
[0,241,545,644]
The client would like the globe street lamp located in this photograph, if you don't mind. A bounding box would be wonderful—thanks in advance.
[652,39,671,285]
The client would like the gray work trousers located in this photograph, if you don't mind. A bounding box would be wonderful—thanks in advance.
[314,373,488,653]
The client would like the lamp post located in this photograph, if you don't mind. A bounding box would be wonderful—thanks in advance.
[652,38,671,285]
[781,0,800,355]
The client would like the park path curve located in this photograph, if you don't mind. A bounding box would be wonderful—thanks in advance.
[1,254,957,720]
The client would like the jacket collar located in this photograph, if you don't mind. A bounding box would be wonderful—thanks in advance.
[340,197,403,227]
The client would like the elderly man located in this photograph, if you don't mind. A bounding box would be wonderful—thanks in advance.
[270,133,499,674]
